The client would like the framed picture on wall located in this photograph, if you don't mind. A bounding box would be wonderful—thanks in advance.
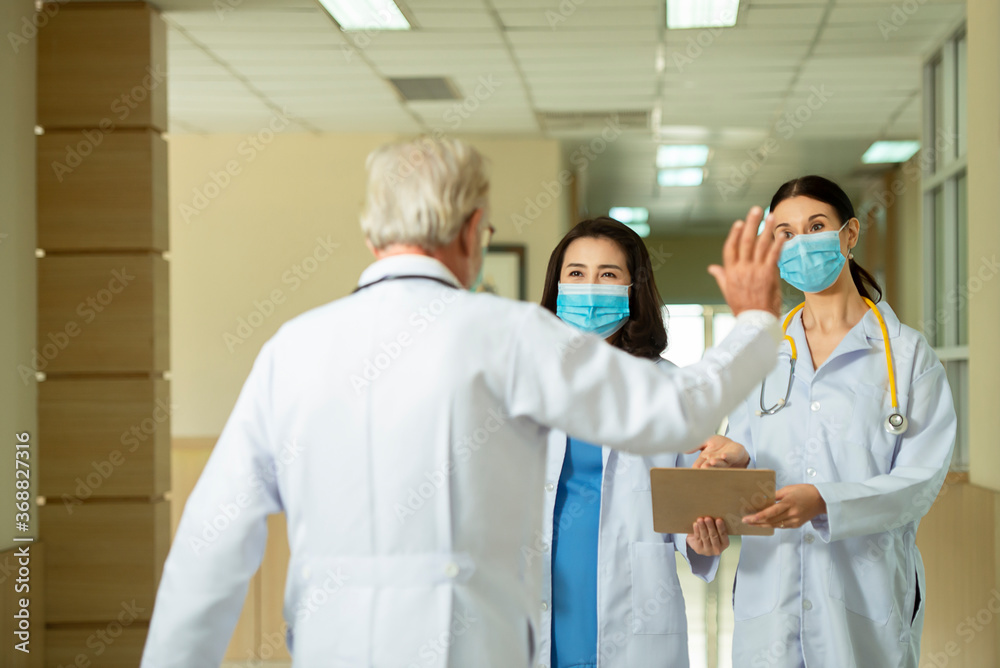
[476,244,527,301]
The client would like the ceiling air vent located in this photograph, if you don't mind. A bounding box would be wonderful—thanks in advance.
[537,110,650,132]
[389,77,461,101]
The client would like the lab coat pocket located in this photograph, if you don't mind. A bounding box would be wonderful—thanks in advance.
[828,536,894,625]
[733,536,780,621]
[629,542,684,635]
[841,383,897,479]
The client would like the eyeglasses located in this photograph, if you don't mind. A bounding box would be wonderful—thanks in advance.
[481,223,496,249]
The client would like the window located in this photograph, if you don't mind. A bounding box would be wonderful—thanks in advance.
[923,25,968,470]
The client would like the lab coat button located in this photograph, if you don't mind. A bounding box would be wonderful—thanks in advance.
[806,467,817,477]
[803,599,813,611]
[545,482,555,492]
[810,401,821,412]
[804,534,815,544]
[541,601,549,611]
[444,562,460,578]
[302,567,312,579]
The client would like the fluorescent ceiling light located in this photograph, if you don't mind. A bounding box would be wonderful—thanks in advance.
[609,207,651,237]
[861,140,920,164]
[658,168,704,187]
[609,207,649,224]
[318,0,410,30]
[657,144,710,168]
[667,0,739,29]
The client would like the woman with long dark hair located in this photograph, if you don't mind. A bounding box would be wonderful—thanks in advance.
[701,176,957,667]
[535,217,733,668]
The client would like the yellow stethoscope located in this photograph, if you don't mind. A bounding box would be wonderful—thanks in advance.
[757,297,909,435]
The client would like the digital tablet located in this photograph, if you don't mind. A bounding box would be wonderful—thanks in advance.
[649,468,776,536]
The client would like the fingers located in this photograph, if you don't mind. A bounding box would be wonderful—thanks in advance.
[752,211,776,263]
[707,264,726,296]
[738,206,762,263]
[763,214,786,266]
[715,518,730,550]
[722,220,742,268]
[685,443,709,455]
[743,501,786,525]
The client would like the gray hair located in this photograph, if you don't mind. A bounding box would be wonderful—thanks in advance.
[360,137,490,251]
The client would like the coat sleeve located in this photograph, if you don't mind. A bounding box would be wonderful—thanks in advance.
[141,340,283,668]
[810,360,956,543]
[505,307,781,456]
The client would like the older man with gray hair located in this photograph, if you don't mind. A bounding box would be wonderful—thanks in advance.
[142,137,785,668]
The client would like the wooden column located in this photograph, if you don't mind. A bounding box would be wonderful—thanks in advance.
[36,3,169,666]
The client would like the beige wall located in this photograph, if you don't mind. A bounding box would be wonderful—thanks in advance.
[0,0,37,551]
[169,132,568,436]
[892,155,924,328]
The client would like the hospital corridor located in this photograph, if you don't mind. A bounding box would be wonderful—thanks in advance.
[1,0,999,666]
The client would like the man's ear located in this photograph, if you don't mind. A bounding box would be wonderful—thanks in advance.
[365,237,378,258]
[458,208,484,255]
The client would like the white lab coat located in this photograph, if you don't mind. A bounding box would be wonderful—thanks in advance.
[535,360,719,668]
[141,255,781,668]
[727,302,956,668]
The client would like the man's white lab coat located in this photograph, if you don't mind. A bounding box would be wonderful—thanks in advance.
[141,254,779,668]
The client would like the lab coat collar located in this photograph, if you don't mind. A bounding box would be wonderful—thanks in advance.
[357,254,463,290]
[783,299,902,377]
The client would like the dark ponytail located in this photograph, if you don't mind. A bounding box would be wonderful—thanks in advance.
[848,259,882,303]
[770,175,883,302]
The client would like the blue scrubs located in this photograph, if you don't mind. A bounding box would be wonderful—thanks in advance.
[550,436,603,668]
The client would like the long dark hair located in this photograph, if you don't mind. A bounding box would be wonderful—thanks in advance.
[769,175,883,302]
[540,217,667,360]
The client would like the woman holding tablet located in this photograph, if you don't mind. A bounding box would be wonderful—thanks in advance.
[700,176,956,668]
[536,217,733,668]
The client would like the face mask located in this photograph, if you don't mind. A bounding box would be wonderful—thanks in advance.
[778,221,849,293]
[468,245,487,292]
[556,283,631,338]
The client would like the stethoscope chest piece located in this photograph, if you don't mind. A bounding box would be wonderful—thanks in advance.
[884,412,908,435]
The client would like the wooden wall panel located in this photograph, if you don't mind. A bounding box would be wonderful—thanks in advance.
[0,544,45,668]
[917,478,998,666]
[39,378,170,500]
[41,500,168,624]
[44,626,147,668]
[37,2,167,131]
[261,513,292,662]
[37,130,168,252]
[37,254,168,373]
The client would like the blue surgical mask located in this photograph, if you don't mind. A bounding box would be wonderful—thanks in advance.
[556,283,631,338]
[778,221,849,293]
